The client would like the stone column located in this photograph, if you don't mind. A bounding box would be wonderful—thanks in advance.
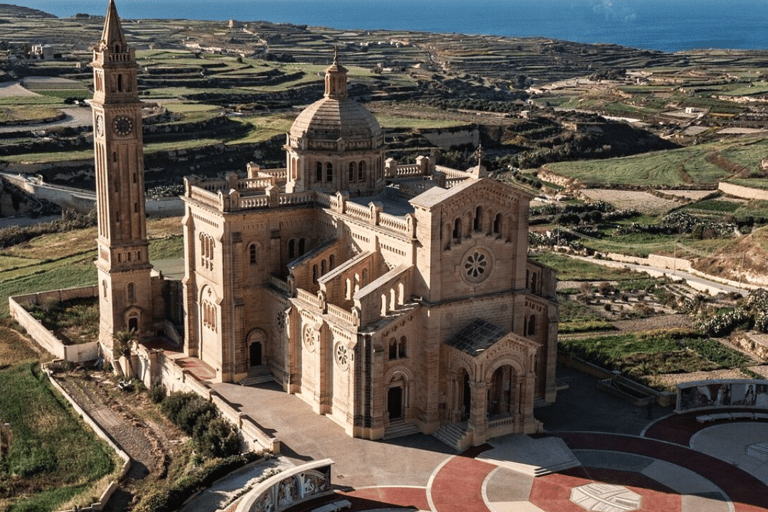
[468,380,488,446]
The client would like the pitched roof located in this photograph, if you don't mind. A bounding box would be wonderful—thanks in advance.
[445,319,508,357]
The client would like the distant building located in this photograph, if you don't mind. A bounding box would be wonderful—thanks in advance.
[31,44,53,60]
[93,1,559,448]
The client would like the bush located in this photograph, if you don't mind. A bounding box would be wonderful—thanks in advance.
[159,391,240,459]
[149,383,166,404]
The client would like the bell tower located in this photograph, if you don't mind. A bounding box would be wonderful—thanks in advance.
[91,0,152,356]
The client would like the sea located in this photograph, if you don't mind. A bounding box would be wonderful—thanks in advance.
[11,0,768,53]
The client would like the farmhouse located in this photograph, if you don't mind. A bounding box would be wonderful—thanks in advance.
[92,0,558,446]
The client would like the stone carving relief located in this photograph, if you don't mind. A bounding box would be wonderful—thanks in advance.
[569,483,642,512]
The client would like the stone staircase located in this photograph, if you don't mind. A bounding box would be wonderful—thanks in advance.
[432,422,468,451]
[239,366,274,386]
[478,435,581,477]
[383,420,421,440]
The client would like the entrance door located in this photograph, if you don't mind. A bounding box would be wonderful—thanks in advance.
[249,342,262,367]
[128,315,138,333]
[388,386,403,420]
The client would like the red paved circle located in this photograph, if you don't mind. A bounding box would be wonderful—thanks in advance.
[530,467,682,512]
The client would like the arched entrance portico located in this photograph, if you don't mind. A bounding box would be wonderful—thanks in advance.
[488,365,515,417]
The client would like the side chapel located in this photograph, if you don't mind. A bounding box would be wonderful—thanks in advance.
[92,1,559,447]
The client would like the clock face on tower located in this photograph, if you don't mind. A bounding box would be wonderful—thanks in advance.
[112,115,133,136]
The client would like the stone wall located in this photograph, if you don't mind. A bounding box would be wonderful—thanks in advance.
[422,127,479,148]
[9,286,100,362]
[134,344,281,454]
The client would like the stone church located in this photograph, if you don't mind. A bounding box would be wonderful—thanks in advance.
[93,1,558,447]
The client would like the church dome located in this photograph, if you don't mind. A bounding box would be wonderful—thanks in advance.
[289,49,382,146]
[290,97,382,143]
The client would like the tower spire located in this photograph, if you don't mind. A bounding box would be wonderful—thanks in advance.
[100,0,127,52]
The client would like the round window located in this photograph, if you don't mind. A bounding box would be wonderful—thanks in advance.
[462,247,493,283]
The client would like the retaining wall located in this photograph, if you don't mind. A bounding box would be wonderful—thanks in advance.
[9,286,100,363]
[134,344,281,454]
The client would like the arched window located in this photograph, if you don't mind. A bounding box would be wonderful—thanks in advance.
[349,162,356,181]
[316,162,323,182]
[326,162,333,182]
[528,315,536,336]
[312,265,318,283]
[493,213,502,234]
[299,238,307,256]
[288,239,296,259]
[359,161,365,181]
[329,254,335,270]
[389,338,397,360]
[321,260,326,275]
[117,74,123,92]
[453,218,462,241]
[530,272,537,293]
[399,336,407,358]
[474,206,482,232]
[249,243,257,265]
[127,283,135,302]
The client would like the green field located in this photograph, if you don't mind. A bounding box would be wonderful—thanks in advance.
[0,363,118,512]
[560,330,752,387]
[529,252,646,280]
[546,144,729,186]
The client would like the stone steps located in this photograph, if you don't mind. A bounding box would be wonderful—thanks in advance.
[240,367,274,386]
[432,422,467,451]
[383,420,421,440]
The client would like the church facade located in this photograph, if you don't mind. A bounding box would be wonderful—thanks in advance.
[93,2,558,447]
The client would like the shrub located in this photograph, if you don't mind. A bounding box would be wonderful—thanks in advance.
[149,383,166,404]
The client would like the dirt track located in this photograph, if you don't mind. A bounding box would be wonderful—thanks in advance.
[55,372,184,511]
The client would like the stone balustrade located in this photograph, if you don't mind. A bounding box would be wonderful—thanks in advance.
[186,180,413,236]
[327,303,357,326]
[297,288,324,310]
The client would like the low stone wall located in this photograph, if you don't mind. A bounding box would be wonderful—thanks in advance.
[558,353,675,406]
[146,197,184,217]
[9,286,100,363]
[135,344,281,454]
[422,127,478,148]
[719,182,768,201]
[45,369,131,512]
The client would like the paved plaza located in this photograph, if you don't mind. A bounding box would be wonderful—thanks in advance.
[204,365,768,512]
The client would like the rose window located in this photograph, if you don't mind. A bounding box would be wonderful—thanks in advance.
[335,343,350,370]
[276,311,286,331]
[302,325,315,352]
[463,249,491,283]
